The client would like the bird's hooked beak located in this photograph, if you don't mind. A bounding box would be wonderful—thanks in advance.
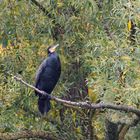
[49,44,59,53]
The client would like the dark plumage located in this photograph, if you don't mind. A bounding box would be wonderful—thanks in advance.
[35,44,61,115]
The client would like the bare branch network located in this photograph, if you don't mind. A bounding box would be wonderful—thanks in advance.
[12,75,140,116]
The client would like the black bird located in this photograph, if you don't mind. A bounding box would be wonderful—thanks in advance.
[35,44,61,115]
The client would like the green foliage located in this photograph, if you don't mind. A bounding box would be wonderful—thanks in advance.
[0,0,140,139]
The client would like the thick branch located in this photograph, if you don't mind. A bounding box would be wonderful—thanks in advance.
[11,75,140,116]
[0,130,58,140]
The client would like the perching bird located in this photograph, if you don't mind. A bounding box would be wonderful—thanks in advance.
[35,44,61,115]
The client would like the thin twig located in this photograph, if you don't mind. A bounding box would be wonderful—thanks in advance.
[27,0,52,18]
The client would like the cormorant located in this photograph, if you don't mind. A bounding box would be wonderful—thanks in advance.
[35,44,61,115]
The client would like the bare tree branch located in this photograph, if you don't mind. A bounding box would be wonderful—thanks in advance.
[27,0,52,18]
[0,130,58,140]
[10,74,140,116]
[117,117,140,134]
[129,116,140,127]
[119,125,129,140]
[118,117,140,140]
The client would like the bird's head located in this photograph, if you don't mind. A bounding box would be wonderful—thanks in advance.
[47,44,59,54]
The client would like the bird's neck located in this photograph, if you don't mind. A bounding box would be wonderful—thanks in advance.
[48,52,56,56]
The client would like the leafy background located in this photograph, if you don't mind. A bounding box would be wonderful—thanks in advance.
[0,0,140,139]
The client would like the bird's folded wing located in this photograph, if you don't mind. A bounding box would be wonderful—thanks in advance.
[35,59,46,87]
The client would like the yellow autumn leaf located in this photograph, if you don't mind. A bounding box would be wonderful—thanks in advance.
[121,55,131,61]
[123,70,128,75]
[127,101,136,107]
[49,110,58,118]
[57,0,64,8]
[94,121,104,139]
[57,2,64,8]
[0,45,3,54]
[112,113,119,121]
[16,123,24,129]
[94,121,100,129]
[72,111,76,123]
[60,55,67,65]
[128,20,132,31]
[70,16,80,21]
[89,72,98,78]
[88,88,97,102]
[75,126,81,133]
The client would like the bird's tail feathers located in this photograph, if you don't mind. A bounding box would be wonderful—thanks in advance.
[38,97,51,115]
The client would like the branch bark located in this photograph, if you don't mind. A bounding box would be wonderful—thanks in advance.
[88,110,97,140]
[0,130,58,140]
[10,74,140,116]
[118,117,140,140]
[27,0,63,40]
[28,0,52,18]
